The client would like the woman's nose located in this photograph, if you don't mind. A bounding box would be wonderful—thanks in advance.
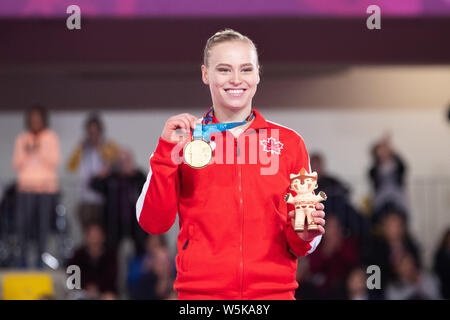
[230,70,242,84]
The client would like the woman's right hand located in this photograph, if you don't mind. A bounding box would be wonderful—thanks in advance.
[161,113,201,144]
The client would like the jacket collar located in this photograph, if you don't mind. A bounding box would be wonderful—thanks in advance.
[248,108,268,130]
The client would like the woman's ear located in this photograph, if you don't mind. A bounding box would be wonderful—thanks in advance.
[201,65,209,85]
[256,65,261,85]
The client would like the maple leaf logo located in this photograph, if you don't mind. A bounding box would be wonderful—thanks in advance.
[260,137,283,155]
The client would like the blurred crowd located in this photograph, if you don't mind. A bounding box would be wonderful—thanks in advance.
[0,106,448,300]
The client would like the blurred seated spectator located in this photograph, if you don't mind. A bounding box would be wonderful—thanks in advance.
[127,234,175,300]
[433,228,450,299]
[67,223,118,299]
[364,211,421,295]
[368,133,408,224]
[386,252,441,300]
[89,148,147,253]
[67,113,119,232]
[12,105,60,268]
[0,182,16,267]
[294,256,321,300]
[308,214,360,299]
[310,152,350,199]
[311,152,369,243]
[344,266,383,300]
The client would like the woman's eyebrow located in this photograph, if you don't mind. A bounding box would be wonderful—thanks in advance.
[215,63,254,68]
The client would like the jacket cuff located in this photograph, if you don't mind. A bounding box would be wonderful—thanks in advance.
[284,222,313,257]
[152,137,183,167]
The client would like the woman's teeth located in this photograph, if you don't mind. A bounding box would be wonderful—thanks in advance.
[226,89,245,97]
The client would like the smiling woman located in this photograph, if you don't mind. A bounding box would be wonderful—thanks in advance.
[200,30,261,123]
[136,28,326,300]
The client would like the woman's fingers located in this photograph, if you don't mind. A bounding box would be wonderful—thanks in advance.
[168,118,188,131]
[316,225,325,235]
[313,217,326,226]
[315,202,324,210]
[289,211,325,220]
[183,114,199,130]
[162,113,201,143]
[173,115,191,132]
[312,210,325,219]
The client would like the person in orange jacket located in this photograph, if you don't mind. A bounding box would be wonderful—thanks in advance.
[67,114,120,231]
[12,105,60,268]
[136,29,326,300]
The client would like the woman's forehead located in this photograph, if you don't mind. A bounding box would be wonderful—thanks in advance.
[209,41,258,66]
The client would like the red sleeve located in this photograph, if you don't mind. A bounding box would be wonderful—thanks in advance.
[136,137,180,234]
[283,134,322,257]
[285,221,313,257]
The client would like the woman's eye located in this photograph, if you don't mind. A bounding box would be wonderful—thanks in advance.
[218,68,230,72]
[242,68,253,72]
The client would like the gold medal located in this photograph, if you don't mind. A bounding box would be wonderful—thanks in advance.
[183,139,213,169]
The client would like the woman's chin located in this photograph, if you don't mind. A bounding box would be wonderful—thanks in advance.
[221,100,250,111]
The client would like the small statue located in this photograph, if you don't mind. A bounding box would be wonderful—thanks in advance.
[284,168,327,232]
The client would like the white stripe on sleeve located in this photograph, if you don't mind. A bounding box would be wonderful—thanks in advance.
[136,153,154,222]
[307,234,322,255]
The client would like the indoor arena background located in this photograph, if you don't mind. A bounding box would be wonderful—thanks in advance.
[0,0,449,300]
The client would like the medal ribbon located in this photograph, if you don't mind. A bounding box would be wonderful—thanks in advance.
[193,107,255,142]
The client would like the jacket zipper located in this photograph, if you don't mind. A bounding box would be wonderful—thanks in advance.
[235,125,254,299]
[235,137,244,299]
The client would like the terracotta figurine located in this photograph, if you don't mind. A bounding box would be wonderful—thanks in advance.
[284,168,327,231]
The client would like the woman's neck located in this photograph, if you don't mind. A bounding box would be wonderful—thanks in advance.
[213,105,252,123]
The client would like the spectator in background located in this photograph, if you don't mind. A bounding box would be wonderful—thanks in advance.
[344,266,382,300]
[294,257,321,300]
[386,252,441,300]
[90,149,147,253]
[433,228,450,299]
[127,234,175,300]
[12,105,60,268]
[310,152,350,199]
[308,214,359,299]
[311,152,369,242]
[368,133,408,224]
[345,267,369,300]
[67,114,119,232]
[365,211,421,296]
[67,223,118,299]
[0,182,16,267]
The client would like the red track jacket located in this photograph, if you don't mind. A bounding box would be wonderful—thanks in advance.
[136,108,322,300]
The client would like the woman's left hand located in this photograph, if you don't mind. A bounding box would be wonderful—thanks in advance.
[288,202,326,242]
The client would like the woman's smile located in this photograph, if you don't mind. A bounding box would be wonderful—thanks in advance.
[223,88,247,98]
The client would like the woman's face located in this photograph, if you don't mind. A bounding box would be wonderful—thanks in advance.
[383,214,404,241]
[201,40,260,112]
[347,268,366,294]
[29,111,44,133]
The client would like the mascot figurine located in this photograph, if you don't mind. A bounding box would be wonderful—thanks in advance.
[284,168,327,232]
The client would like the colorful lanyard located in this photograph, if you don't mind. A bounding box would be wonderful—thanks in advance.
[194,107,255,142]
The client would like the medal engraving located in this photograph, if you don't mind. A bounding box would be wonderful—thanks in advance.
[183,139,213,169]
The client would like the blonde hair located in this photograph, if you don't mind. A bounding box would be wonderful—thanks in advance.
[203,28,260,70]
